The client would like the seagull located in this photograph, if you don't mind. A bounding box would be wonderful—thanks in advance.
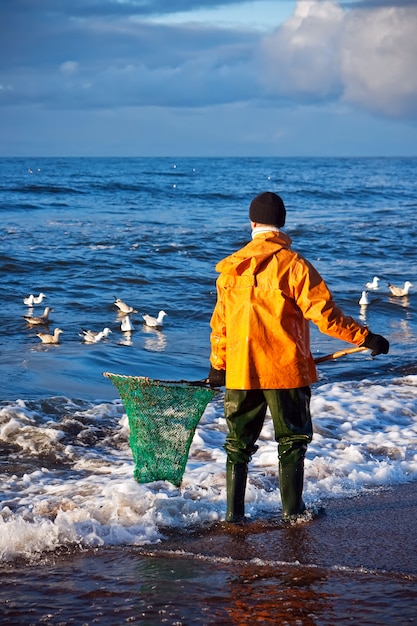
[23,292,46,306]
[23,294,35,306]
[113,298,138,314]
[80,327,112,343]
[142,310,168,328]
[358,291,370,306]
[23,306,53,325]
[121,315,134,332]
[388,281,413,297]
[36,328,63,344]
[365,276,380,290]
[32,292,46,305]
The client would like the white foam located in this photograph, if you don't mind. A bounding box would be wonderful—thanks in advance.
[1,376,417,561]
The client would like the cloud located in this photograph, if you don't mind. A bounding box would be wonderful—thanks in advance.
[258,0,417,119]
[0,2,259,109]
[0,0,416,123]
[259,1,345,102]
[60,62,79,75]
[0,0,255,25]
[341,5,417,118]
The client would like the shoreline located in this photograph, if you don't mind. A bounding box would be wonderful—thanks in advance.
[146,480,417,578]
[1,482,417,625]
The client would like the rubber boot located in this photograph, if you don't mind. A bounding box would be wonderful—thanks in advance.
[226,461,248,523]
[278,447,306,521]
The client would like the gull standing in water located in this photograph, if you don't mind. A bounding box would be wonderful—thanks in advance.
[388,281,413,297]
[36,328,63,344]
[23,292,46,306]
[23,294,35,306]
[80,328,112,343]
[142,310,167,328]
[113,298,138,314]
[23,306,53,325]
[358,291,370,306]
[121,315,134,332]
[365,277,380,290]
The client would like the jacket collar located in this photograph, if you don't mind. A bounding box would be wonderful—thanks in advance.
[252,226,280,239]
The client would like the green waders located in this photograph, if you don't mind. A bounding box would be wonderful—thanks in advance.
[278,442,307,521]
[224,387,312,522]
[226,461,248,523]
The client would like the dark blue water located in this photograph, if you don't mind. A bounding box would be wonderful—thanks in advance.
[1,156,416,401]
[1,156,417,623]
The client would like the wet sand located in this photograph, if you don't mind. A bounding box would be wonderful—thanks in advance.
[1,482,417,625]
[152,480,417,577]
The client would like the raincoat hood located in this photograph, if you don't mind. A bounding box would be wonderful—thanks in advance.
[216,231,292,278]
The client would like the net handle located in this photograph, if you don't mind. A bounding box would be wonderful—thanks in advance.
[314,346,368,364]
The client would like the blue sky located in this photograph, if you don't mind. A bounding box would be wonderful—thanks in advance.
[1,0,416,157]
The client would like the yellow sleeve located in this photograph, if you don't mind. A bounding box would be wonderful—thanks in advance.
[291,257,369,346]
[209,279,227,370]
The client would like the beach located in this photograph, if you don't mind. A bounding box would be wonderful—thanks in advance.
[1,156,417,624]
[1,482,416,625]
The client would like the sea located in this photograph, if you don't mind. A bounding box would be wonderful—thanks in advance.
[1,156,417,624]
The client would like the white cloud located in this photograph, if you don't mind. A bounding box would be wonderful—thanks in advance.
[59,61,79,75]
[258,0,417,119]
[341,6,417,118]
[259,1,345,101]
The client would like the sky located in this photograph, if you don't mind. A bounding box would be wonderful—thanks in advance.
[1,0,416,157]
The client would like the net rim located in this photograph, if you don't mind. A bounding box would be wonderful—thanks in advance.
[103,371,219,391]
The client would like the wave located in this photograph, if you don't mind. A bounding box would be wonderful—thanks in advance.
[0,375,416,562]
[6,184,87,195]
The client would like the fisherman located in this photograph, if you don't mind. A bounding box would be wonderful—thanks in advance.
[208,192,389,522]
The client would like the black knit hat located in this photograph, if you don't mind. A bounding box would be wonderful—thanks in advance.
[249,192,286,227]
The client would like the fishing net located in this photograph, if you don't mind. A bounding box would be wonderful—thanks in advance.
[103,372,216,487]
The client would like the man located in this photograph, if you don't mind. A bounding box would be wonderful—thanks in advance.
[208,192,389,523]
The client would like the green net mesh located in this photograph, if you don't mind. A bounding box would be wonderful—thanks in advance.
[103,373,216,487]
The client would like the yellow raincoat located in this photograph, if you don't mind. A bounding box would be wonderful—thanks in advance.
[210,230,369,389]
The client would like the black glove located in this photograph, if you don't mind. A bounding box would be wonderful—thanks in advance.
[208,366,226,388]
[363,331,390,356]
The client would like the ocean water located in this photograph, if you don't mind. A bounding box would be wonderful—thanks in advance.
[1,157,417,622]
